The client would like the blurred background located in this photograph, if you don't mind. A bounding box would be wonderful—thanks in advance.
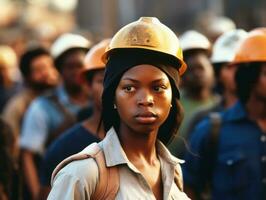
[1,0,266,56]
[1,1,266,199]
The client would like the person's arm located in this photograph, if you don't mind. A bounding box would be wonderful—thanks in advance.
[20,99,50,200]
[21,150,40,200]
[39,143,59,200]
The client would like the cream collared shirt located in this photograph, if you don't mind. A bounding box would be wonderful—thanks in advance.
[48,127,190,200]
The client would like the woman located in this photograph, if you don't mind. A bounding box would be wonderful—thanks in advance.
[48,17,190,199]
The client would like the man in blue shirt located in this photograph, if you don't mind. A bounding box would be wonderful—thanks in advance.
[38,39,109,199]
[183,28,266,200]
[20,33,91,200]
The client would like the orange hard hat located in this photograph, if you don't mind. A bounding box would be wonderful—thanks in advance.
[232,28,266,64]
[79,39,110,83]
[84,39,111,72]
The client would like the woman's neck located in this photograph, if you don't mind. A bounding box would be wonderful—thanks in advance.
[118,125,158,164]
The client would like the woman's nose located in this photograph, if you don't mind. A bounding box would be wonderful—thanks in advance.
[137,90,154,106]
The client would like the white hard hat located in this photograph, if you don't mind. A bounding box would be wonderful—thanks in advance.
[207,16,236,37]
[211,29,248,64]
[51,33,92,60]
[179,30,211,52]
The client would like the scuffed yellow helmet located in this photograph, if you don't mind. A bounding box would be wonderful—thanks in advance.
[103,17,187,75]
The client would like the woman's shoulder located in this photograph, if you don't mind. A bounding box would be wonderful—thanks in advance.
[49,157,99,199]
[58,157,98,180]
[51,143,101,187]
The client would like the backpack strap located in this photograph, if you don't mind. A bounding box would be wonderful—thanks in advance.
[91,150,120,200]
[205,112,222,183]
[208,112,222,168]
[51,143,119,200]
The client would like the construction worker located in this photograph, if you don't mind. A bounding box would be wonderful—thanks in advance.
[183,29,248,139]
[48,17,190,199]
[2,46,59,199]
[3,46,59,139]
[183,28,266,200]
[168,30,219,158]
[19,33,91,200]
[38,39,110,200]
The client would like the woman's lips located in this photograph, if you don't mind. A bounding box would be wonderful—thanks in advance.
[135,112,157,124]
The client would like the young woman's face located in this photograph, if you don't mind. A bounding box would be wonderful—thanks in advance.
[115,64,172,134]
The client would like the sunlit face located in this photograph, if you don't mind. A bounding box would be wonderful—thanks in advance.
[115,64,172,134]
[30,55,59,88]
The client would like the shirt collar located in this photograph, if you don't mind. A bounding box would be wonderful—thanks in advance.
[99,127,184,168]
[99,127,128,167]
[156,140,185,165]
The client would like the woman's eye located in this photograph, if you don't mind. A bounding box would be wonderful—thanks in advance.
[154,85,167,92]
[123,86,135,92]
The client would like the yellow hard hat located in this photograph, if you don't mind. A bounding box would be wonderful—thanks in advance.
[103,17,187,75]
[232,28,266,64]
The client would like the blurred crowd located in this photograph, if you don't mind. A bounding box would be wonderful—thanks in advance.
[0,3,266,200]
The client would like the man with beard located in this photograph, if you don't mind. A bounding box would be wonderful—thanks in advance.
[3,47,59,138]
[168,30,220,158]
[2,46,59,200]
[183,28,266,200]
[19,33,91,200]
